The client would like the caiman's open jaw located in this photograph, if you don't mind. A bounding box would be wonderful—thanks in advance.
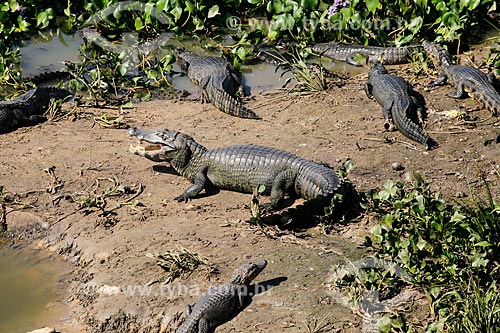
[128,127,178,161]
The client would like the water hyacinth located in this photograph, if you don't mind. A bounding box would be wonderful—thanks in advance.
[328,0,349,18]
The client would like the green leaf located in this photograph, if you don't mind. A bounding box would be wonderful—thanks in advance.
[267,0,284,14]
[300,0,318,9]
[207,5,219,18]
[118,64,127,76]
[8,0,20,11]
[475,241,492,247]
[170,6,183,20]
[365,0,379,13]
[407,16,423,34]
[36,11,48,28]
[273,13,295,30]
[134,17,143,30]
[417,239,428,250]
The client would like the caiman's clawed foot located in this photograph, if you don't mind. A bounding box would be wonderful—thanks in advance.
[260,203,277,214]
[174,194,190,203]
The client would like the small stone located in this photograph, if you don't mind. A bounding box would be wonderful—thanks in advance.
[26,328,56,333]
[97,285,121,296]
[456,192,467,198]
[391,162,404,171]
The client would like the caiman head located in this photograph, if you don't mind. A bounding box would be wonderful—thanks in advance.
[368,61,389,77]
[128,127,196,163]
[229,260,267,285]
[421,40,452,67]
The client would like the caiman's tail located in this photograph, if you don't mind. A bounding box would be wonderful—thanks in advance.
[205,83,260,119]
[473,89,500,116]
[31,87,73,104]
[393,115,438,150]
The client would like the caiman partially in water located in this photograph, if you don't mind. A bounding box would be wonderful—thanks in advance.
[312,42,421,66]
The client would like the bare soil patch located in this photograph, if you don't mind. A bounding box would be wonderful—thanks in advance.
[1,62,499,332]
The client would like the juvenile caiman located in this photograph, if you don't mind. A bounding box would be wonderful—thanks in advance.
[128,127,343,210]
[312,42,421,67]
[174,48,259,119]
[176,260,267,333]
[365,62,437,149]
[0,87,72,133]
[422,40,500,116]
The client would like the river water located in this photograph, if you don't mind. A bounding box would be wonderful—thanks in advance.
[0,245,71,333]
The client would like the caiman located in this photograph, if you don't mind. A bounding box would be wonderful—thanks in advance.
[422,40,500,116]
[174,48,259,119]
[128,127,343,210]
[312,42,421,66]
[176,260,267,333]
[0,87,72,134]
[365,62,437,149]
[255,46,342,79]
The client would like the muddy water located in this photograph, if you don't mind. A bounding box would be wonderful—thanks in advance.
[20,31,83,77]
[18,31,363,95]
[0,246,71,333]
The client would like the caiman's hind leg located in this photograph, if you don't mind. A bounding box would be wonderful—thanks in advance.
[488,73,496,84]
[12,109,46,127]
[261,170,295,212]
[447,80,474,99]
[411,93,427,123]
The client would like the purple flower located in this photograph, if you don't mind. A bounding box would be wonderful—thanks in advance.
[327,0,349,18]
[16,7,25,16]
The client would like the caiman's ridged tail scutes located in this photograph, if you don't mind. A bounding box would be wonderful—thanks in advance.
[205,83,260,119]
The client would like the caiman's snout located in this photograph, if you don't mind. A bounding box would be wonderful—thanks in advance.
[127,127,177,161]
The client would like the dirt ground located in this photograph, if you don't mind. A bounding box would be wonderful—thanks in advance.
[1,58,500,333]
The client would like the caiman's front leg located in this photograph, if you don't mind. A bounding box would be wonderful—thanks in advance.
[364,83,373,99]
[430,72,447,87]
[199,76,211,104]
[382,102,394,131]
[447,80,474,99]
[175,171,208,202]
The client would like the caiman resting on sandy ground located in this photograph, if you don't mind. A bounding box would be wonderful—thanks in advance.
[312,42,421,66]
[422,40,500,116]
[365,62,437,150]
[128,127,343,210]
[174,48,259,119]
[176,260,267,333]
[0,87,72,134]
